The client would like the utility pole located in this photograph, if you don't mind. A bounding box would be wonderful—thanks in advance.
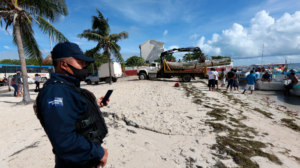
[261,43,264,66]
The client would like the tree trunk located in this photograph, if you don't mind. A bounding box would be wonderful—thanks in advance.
[108,51,112,85]
[14,21,32,103]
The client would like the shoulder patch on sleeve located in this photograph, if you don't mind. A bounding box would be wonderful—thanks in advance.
[47,97,63,109]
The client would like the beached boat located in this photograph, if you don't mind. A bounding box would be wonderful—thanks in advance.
[166,58,231,70]
[255,79,290,91]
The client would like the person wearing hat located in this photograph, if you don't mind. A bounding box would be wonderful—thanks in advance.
[35,42,109,168]
[284,70,298,95]
[261,71,271,82]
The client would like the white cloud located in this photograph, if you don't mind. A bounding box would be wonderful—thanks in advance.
[197,10,300,59]
[73,41,84,45]
[168,45,179,50]
[4,46,10,49]
[163,30,168,36]
[189,33,200,39]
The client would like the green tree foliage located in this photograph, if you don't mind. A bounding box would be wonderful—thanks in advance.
[125,56,146,66]
[0,58,47,65]
[211,55,231,60]
[0,59,20,64]
[0,0,68,103]
[78,9,128,85]
[183,53,193,62]
[192,50,205,60]
[85,50,108,73]
[164,54,177,62]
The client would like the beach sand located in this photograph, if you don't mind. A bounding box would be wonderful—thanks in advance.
[0,76,300,168]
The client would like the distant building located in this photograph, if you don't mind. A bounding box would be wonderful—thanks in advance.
[139,40,164,63]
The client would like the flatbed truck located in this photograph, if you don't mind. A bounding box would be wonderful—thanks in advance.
[137,47,207,82]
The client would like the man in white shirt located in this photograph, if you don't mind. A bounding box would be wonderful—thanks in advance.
[214,69,219,89]
[207,68,216,91]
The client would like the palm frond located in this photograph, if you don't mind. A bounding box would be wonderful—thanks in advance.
[19,0,68,22]
[110,31,128,42]
[77,30,104,42]
[35,15,68,42]
[111,42,124,62]
[92,9,110,36]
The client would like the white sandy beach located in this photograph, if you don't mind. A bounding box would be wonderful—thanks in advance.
[0,76,300,168]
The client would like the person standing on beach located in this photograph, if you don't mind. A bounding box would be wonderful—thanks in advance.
[207,68,216,91]
[35,42,109,168]
[226,69,236,92]
[242,70,256,94]
[284,71,298,95]
[214,69,219,89]
[255,70,260,81]
[10,74,18,96]
[35,74,41,90]
[15,71,22,97]
[233,69,240,91]
[220,69,225,87]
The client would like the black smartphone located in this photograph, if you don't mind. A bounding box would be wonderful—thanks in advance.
[101,90,113,105]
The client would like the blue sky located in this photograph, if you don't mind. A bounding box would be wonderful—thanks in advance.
[1,0,300,66]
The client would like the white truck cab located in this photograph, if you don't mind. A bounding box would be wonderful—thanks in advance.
[137,62,160,80]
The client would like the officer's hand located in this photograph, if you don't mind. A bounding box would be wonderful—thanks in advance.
[98,148,108,168]
[97,96,110,108]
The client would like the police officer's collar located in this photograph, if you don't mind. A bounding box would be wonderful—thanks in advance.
[50,73,81,87]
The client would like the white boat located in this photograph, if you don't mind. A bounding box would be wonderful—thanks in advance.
[255,79,290,91]
[167,58,232,70]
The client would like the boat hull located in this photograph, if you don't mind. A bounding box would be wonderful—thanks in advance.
[167,58,231,70]
[255,80,290,91]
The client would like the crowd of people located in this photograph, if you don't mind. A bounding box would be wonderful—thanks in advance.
[207,68,298,95]
[207,68,243,92]
[7,72,41,97]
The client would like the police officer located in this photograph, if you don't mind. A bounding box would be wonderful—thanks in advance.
[36,42,109,168]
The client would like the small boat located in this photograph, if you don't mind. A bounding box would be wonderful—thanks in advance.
[289,83,300,96]
[167,58,232,70]
[255,79,290,91]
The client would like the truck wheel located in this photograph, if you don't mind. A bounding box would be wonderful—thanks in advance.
[41,77,47,83]
[182,74,191,82]
[105,78,110,83]
[95,82,99,84]
[86,80,92,85]
[139,73,146,80]
[112,78,117,82]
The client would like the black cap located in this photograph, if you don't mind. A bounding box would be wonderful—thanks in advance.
[51,42,94,63]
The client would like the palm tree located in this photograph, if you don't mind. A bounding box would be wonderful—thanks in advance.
[0,0,68,103]
[85,49,109,73]
[183,53,193,62]
[78,9,128,85]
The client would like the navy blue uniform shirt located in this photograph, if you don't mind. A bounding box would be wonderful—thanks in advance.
[38,73,104,166]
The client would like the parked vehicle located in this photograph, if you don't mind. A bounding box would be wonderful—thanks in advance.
[137,47,207,82]
[20,76,35,84]
[85,62,122,84]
